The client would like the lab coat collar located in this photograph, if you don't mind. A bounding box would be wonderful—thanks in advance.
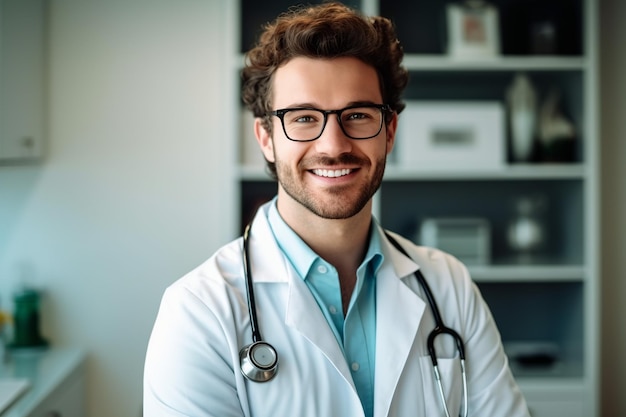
[246,203,290,284]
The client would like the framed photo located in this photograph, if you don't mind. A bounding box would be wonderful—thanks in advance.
[446,0,500,59]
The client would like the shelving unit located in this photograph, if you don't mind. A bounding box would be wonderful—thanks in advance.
[230,1,599,416]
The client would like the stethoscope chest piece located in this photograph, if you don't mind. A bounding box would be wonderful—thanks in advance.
[239,341,279,382]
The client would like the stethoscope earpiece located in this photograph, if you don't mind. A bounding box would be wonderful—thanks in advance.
[239,341,279,382]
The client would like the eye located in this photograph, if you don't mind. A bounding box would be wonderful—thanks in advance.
[343,108,377,122]
[287,109,322,124]
[347,112,368,120]
[294,115,316,123]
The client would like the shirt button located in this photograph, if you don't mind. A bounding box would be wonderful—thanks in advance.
[317,265,328,274]
[329,305,338,314]
[351,362,360,372]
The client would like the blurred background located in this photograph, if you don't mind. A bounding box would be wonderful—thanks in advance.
[0,1,623,416]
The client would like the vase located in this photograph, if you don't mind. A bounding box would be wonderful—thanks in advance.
[507,73,538,162]
[507,196,546,256]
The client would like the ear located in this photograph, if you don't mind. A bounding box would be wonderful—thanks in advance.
[385,112,398,155]
[254,118,275,163]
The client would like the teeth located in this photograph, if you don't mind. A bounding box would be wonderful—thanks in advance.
[312,168,352,178]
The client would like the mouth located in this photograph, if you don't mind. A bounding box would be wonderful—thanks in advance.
[311,168,354,178]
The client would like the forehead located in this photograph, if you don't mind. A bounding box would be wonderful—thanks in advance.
[271,56,383,108]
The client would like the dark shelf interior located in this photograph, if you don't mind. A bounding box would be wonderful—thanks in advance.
[379,179,584,264]
[380,0,583,56]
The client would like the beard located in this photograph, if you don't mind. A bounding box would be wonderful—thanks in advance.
[274,152,386,220]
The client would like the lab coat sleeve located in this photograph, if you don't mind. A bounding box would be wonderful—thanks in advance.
[454,260,530,416]
[143,281,246,417]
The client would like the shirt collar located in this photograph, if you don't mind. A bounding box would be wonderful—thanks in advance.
[266,198,384,281]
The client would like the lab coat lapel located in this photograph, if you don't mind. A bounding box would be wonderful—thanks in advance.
[250,206,354,385]
[284,270,355,385]
[374,233,427,417]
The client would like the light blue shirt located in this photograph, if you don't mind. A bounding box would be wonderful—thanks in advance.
[267,200,383,417]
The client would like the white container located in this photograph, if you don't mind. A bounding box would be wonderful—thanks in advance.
[395,101,505,171]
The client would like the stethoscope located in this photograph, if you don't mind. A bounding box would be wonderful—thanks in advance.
[239,223,468,417]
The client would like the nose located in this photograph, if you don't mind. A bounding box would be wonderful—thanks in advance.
[314,115,353,156]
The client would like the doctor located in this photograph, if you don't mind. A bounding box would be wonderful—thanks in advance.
[144,3,530,417]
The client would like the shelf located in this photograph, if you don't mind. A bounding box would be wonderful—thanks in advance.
[402,55,587,72]
[238,165,272,181]
[510,361,584,380]
[238,164,586,181]
[236,53,587,72]
[468,264,585,283]
[384,164,586,181]
[516,376,585,392]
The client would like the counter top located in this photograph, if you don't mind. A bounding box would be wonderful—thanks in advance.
[0,348,86,417]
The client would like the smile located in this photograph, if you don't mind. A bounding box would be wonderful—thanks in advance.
[311,168,353,178]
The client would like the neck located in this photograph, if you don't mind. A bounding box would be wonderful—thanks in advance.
[277,197,373,274]
[276,193,373,315]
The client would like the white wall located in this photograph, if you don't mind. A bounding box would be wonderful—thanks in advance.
[600,0,626,415]
[0,2,233,416]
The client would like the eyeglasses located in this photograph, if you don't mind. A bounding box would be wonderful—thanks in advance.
[269,104,392,142]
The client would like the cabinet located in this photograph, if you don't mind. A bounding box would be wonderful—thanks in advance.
[230,1,599,416]
[0,349,86,417]
[0,0,45,162]
[25,369,84,417]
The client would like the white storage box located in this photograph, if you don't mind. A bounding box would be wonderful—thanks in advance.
[419,217,491,265]
[396,101,505,171]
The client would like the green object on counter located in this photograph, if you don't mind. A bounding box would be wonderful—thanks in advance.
[10,289,48,349]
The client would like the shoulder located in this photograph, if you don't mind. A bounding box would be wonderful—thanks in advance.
[380,229,482,322]
[382,229,471,287]
[163,237,247,312]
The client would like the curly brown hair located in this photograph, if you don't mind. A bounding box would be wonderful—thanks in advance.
[241,2,409,177]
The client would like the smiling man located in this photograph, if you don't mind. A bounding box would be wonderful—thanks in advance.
[143,3,530,417]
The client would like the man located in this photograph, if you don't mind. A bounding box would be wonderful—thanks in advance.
[144,3,530,416]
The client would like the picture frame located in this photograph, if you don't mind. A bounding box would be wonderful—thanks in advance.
[446,0,500,59]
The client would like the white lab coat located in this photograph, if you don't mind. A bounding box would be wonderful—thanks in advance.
[144,203,530,417]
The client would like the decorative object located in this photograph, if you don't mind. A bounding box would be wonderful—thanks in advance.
[446,0,500,59]
[537,89,577,162]
[530,20,557,55]
[9,289,48,349]
[0,309,8,362]
[506,73,538,162]
[395,101,505,171]
[507,195,547,256]
[419,217,491,265]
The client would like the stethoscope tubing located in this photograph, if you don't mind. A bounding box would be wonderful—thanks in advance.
[384,232,468,417]
[243,223,263,343]
[241,223,468,415]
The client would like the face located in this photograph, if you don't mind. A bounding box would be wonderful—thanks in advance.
[255,56,397,220]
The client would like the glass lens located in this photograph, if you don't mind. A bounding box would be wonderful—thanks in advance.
[281,106,383,141]
[282,109,325,141]
[340,107,383,139]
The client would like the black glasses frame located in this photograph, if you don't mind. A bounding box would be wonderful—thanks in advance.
[269,104,392,142]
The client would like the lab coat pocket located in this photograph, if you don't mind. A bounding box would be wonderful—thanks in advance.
[418,355,463,416]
